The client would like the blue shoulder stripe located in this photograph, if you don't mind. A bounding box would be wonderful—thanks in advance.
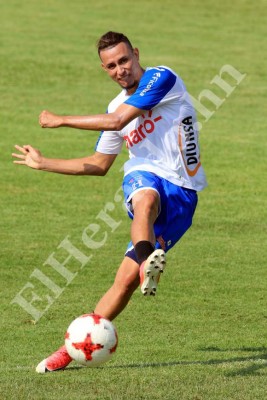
[125,67,176,110]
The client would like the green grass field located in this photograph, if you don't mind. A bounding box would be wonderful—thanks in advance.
[0,0,266,399]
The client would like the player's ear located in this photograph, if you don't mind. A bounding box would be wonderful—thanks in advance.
[101,62,107,72]
[133,48,139,61]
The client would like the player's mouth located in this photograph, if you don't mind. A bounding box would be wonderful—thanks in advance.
[118,75,130,84]
[116,74,137,92]
[118,75,135,87]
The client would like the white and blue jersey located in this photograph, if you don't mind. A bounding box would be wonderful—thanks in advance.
[96,66,207,258]
[96,66,207,192]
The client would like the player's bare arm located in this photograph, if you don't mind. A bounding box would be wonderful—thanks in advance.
[12,144,117,176]
[39,103,144,131]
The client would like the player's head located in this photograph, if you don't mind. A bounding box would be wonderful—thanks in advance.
[97,31,143,94]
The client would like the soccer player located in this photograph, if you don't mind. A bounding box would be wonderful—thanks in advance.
[12,31,207,373]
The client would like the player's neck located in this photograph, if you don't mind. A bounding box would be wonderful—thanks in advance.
[126,67,145,95]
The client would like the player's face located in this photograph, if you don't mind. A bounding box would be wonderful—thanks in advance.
[100,42,143,94]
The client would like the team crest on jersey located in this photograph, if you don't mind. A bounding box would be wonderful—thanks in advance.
[123,110,162,149]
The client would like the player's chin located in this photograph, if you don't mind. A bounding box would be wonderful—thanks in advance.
[118,80,129,88]
[119,80,136,91]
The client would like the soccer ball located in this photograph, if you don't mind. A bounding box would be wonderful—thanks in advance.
[65,313,118,367]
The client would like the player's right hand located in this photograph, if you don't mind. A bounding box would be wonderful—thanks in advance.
[12,145,43,170]
[39,110,63,128]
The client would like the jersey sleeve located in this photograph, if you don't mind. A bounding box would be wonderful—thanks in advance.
[94,106,124,154]
[124,67,177,110]
[95,130,124,154]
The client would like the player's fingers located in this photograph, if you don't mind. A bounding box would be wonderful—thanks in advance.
[14,144,28,154]
[23,144,34,152]
[13,160,26,165]
[12,153,26,159]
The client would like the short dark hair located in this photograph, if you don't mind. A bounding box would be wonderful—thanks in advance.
[97,31,133,56]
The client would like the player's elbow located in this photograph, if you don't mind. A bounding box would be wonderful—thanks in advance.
[83,164,109,176]
[109,114,125,131]
[100,159,116,176]
[97,167,109,176]
[83,155,115,176]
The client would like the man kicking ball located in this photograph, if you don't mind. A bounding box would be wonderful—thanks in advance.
[12,31,207,372]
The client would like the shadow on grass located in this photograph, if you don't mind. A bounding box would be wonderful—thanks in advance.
[198,346,267,377]
[66,346,267,376]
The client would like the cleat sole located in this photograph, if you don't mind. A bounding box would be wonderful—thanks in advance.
[140,249,166,296]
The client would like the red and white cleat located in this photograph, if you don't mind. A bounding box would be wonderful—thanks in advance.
[36,345,72,373]
[139,249,166,296]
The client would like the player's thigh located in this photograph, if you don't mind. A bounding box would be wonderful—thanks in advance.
[132,188,160,219]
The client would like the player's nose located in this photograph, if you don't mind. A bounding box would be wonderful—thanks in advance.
[117,65,126,76]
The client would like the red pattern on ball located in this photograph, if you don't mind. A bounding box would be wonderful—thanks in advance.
[72,333,103,360]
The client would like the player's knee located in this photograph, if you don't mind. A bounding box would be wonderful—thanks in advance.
[133,191,159,219]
